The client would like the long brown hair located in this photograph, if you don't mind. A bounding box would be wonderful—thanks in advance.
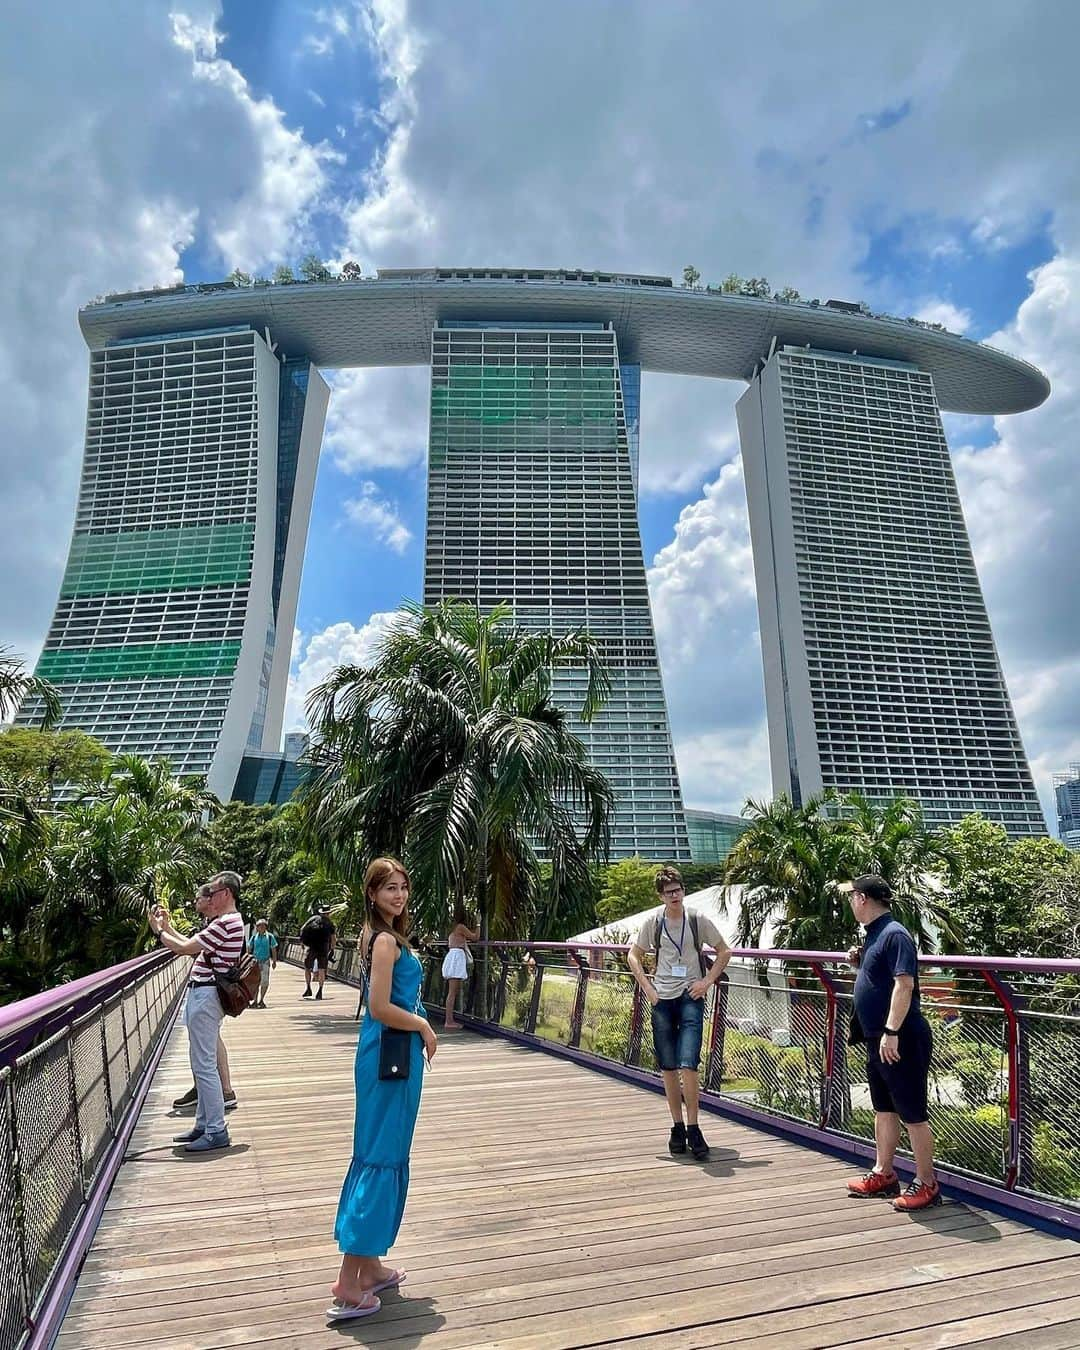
[362,857,413,956]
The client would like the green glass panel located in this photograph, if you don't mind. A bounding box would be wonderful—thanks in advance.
[37,640,241,682]
[431,365,618,426]
[60,523,254,598]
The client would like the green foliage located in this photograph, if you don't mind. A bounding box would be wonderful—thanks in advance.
[0,755,219,1001]
[720,273,743,293]
[596,856,658,924]
[227,268,252,287]
[299,253,335,283]
[0,727,111,792]
[0,645,61,729]
[339,260,363,280]
[272,264,295,285]
[939,814,1080,958]
[300,600,614,941]
[681,264,701,289]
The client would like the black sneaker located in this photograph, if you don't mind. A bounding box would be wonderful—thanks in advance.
[668,1122,687,1155]
[302,989,313,998]
[687,1124,710,1160]
[315,988,323,1001]
[224,1091,238,1112]
[172,1085,198,1109]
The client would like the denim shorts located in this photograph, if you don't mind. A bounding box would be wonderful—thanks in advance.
[650,990,704,1071]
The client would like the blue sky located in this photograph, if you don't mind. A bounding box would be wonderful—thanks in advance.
[2,0,1078,829]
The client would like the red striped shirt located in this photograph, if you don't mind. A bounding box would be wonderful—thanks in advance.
[191,912,245,981]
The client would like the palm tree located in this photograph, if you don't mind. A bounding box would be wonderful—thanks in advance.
[0,646,61,729]
[723,792,855,951]
[837,792,958,948]
[301,600,614,942]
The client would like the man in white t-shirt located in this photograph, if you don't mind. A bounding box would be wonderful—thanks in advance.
[627,867,731,1160]
[149,871,245,1153]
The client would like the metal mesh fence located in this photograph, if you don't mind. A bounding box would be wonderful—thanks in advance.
[0,954,186,1349]
[103,996,129,1125]
[10,1031,82,1308]
[69,1011,110,1190]
[0,1073,28,1350]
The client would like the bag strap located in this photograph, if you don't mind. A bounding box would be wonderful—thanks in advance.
[653,909,706,977]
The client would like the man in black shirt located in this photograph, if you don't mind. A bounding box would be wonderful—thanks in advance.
[300,904,336,1000]
[845,875,940,1211]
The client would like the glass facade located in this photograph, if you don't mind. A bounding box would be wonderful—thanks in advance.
[17,327,327,796]
[424,322,690,859]
[738,348,1045,837]
[1055,765,1080,850]
[684,809,747,865]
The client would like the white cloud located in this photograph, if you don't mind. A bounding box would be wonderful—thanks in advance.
[323,365,430,472]
[343,481,413,552]
[912,299,972,333]
[284,612,398,730]
[0,2,338,656]
[646,460,769,809]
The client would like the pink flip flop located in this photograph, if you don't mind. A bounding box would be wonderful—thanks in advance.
[371,1268,406,1294]
[325,1293,381,1322]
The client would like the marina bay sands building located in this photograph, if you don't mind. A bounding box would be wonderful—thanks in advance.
[21,269,1050,846]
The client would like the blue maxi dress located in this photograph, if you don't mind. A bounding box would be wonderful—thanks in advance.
[335,943,427,1257]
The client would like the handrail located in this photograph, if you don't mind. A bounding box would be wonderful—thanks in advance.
[429,938,1080,979]
[0,952,189,1349]
[0,949,174,1065]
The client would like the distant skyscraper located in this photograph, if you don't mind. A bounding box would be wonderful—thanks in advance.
[737,346,1045,837]
[423,321,690,860]
[19,327,328,799]
[1055,765,1080,851]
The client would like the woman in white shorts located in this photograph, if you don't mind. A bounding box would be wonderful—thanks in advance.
[441,914,479,1029]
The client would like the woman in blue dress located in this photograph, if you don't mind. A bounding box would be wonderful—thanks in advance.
[327,857,437,1323]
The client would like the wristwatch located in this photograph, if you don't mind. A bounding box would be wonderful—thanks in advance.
[883,1027,900,1036]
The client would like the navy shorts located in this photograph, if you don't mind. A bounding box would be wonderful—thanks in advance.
[650,991,704,1071]
[865,1018,932,1125]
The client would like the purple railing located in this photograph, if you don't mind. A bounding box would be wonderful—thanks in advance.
[0,951,189,1350]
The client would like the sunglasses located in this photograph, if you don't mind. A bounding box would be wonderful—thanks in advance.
[198,884,227,900]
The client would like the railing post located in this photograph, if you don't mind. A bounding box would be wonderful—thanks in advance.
[524,958,545,1035]
[98,1008,115,1138]
[627,984,645,1066]
[493,951,511,1026]
[568,952,590,1049]
[703,972,729,1092]
[65,1037,87,1197]
[980,970,1030,1190]
[810,962,844,1129]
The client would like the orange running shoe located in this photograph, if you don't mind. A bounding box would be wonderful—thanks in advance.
[893,1178,942,1211]
[847,1169,900,1198]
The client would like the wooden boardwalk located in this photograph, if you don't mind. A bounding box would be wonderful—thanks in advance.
[58,962,1080,1349]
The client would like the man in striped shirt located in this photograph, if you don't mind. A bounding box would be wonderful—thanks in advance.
[149,872,245,1152]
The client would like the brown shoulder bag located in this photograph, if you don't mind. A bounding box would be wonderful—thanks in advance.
[213,952,262,1017]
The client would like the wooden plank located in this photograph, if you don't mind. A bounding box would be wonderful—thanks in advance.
[55,962,1080,1350]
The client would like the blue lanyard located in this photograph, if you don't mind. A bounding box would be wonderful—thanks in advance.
[661,914,686,957]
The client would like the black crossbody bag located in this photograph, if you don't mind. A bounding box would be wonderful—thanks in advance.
[363,933,416,1081]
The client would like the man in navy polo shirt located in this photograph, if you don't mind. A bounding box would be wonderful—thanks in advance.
[845,875,941,1211]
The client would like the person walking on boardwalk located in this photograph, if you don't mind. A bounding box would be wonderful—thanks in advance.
[627,866,731,1161]
[172,884,239,1113]
[247,917,278,1008]
[845,874,941,1211]
[441,910,479,1029]
[149,872,245,1153]
[300,903,336,1000]
[327,858,437,1323]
